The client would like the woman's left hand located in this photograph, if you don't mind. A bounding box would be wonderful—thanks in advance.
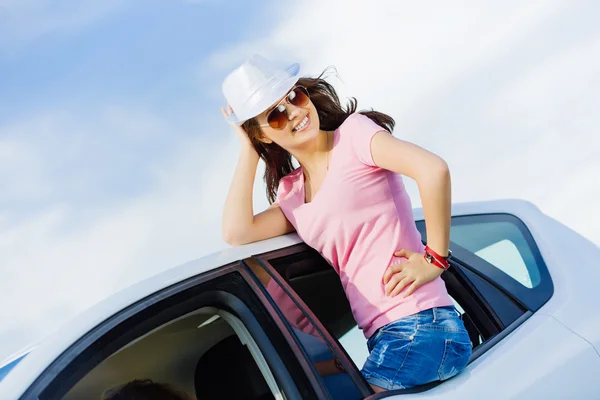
[383,249,444,297]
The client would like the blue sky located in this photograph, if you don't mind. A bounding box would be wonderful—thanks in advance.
[0,0,277,360]
[1,0,600,362]
[0,1,266,214]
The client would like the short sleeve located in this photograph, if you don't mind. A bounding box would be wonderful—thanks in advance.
[274,171,296,205]
[343,113,388,167]
[272,169,302,228]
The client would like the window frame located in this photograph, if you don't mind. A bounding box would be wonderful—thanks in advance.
[248,248,374,399]
[240,257,336,400]
[416,213,554,312]
[20,263,314,400]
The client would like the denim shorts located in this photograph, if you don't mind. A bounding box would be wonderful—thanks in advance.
[361,306,472,390]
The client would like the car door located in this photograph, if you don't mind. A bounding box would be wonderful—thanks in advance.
[5,261,328,400]
[248,201,600,399]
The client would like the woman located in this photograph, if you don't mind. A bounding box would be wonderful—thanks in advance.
[221,54,471,392]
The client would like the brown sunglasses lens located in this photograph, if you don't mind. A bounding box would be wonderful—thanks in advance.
[267,87,310,129]
[288,86,310,107]
[267,104,288,129]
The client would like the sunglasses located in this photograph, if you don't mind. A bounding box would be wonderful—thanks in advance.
[261,86,310,130]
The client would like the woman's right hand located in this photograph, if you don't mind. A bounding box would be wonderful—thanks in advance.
[221,105,254,149]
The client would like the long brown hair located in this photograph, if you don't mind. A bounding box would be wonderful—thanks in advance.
[242,68,395,203]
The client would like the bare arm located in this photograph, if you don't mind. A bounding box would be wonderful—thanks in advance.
[221,107,294,246]
[221,148,293,245]
[370,131,451,257]
[372,131,453,296]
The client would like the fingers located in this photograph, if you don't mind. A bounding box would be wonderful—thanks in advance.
[383,263,404,284]
[402,280,420,298]
[384,270,407,295]
[222,105,234,120]
[389,276,415,297]
[394,248,415,259]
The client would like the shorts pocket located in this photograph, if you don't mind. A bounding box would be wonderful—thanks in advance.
[438,339,472,381]
[362,333,415,390]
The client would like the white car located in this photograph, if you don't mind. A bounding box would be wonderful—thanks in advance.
[1,200,599,400]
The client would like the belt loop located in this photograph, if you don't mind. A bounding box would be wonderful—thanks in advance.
[454,306,463,319]
[433,307,438,323]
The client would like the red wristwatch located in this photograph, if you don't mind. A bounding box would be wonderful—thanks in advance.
[424,245,451,270]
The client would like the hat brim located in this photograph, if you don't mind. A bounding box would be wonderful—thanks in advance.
[226,62,300,126]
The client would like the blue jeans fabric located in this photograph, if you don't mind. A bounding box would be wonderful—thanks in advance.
[361,306,472,390]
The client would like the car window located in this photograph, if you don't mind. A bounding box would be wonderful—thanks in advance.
[337,326,369,371]
[417,213,553,312]
[25,267,310,400]
[246,259,365,400]
[66,309,279,400]
[450,218,541,288]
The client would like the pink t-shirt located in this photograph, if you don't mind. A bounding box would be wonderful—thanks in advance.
[275,113,453,338]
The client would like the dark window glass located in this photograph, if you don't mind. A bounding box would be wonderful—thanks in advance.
[247,259,364,400]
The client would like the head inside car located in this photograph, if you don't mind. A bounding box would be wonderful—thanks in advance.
[102,379,192,400]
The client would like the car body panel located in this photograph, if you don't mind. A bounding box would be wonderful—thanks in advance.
[381,313,600,399]
[1,199,599,398]
[532,215,600,357]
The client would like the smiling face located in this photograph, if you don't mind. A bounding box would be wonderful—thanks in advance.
[240,73,349,203]
[253,86,321,152]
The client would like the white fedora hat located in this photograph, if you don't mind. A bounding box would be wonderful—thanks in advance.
[222,54,300,126]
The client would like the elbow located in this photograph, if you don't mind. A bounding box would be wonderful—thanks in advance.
[435,159,450,180]
[222,230,241,247]
[433,160,451,188]
[418,158,450,187]
[222,227,249,247]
